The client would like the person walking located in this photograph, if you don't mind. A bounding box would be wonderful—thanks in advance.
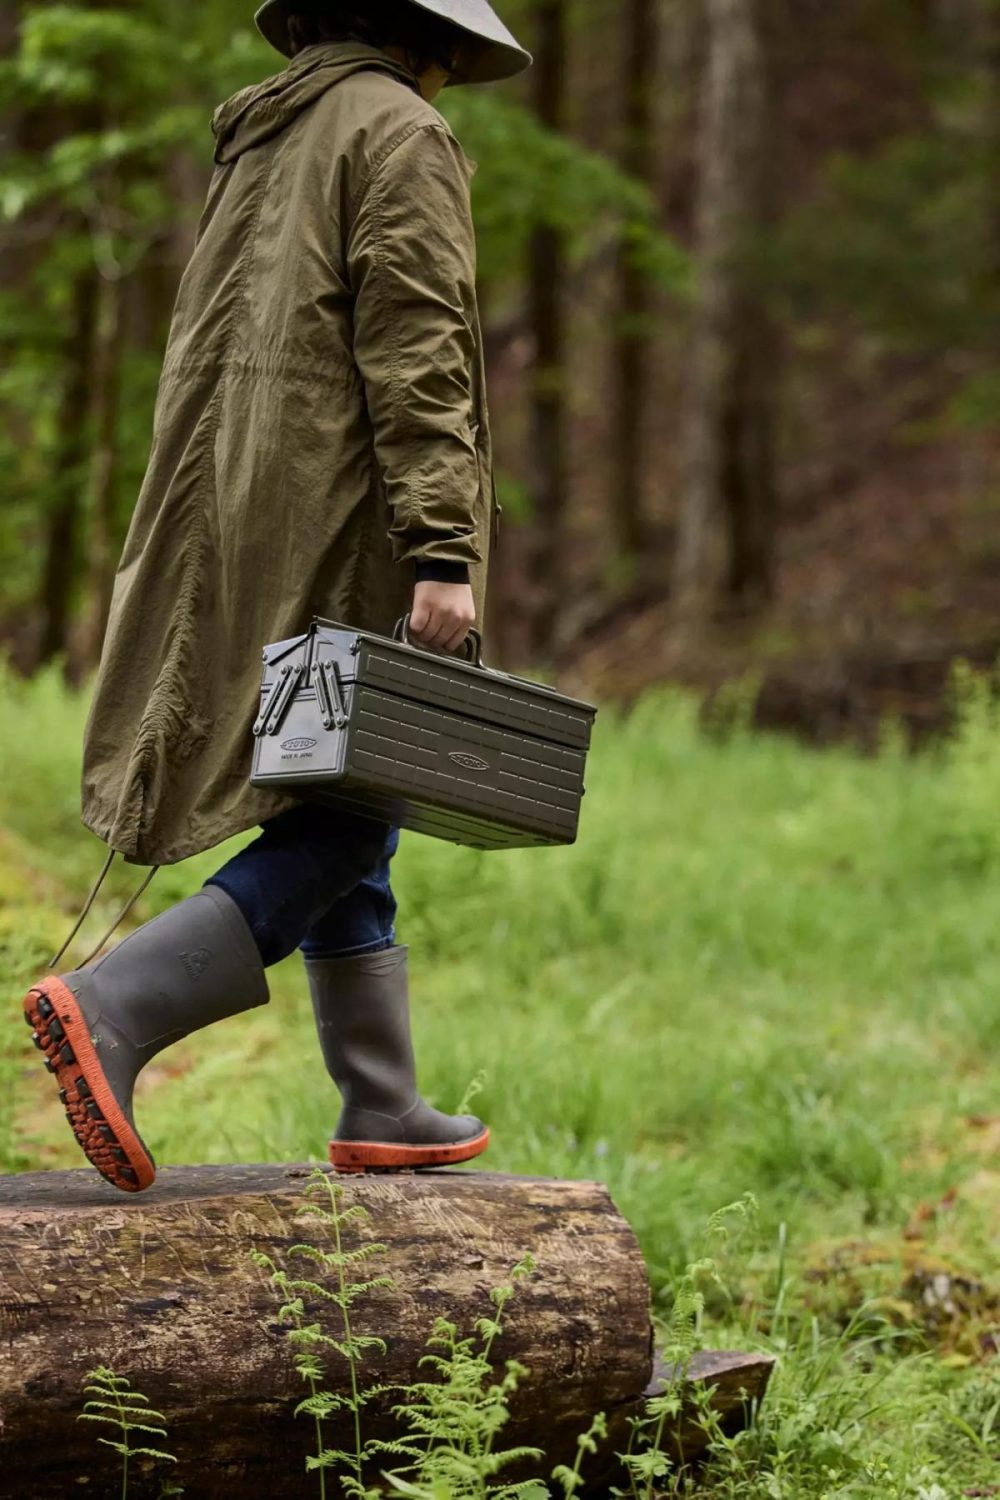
[22,0,530,1193]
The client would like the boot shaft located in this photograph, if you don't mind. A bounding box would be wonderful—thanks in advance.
[305,946,417,1113]
[304,944,488,1156]
[64,885,269,1079]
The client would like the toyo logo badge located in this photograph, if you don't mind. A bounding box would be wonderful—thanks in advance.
[281,737,318,752]
[448,751,490,772]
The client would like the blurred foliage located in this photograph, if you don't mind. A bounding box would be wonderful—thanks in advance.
[775,31,1000,431]
[0,0,997,664]
[0,1,681,639]
[443,88,688,289]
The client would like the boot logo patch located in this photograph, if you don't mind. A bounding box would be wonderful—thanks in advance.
[179,947,213,981]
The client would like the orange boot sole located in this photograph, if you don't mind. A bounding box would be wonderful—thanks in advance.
[23,975,156,1193]
[329,1126,490,1175]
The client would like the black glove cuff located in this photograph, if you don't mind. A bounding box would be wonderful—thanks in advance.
[414,560,471,585]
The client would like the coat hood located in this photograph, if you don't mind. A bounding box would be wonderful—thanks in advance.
[212,42,420,164]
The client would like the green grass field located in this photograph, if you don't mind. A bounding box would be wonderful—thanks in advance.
[5,660,1000,1496]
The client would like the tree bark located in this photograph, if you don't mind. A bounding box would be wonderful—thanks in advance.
[528,0,570,654]
[987,2,1000,273]
[35,268,98,669]
[673,0,780,619]
[613,0,659,565]
[0,1164,772,1498]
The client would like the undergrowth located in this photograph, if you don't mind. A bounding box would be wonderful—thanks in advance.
[382,1252,542,1500]
[251,1167,547,1499]
[250,1170,405,1497]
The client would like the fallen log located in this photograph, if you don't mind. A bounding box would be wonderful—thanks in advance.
[0,1164,772,1497]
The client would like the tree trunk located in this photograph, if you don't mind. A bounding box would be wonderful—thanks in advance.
[0,1164,772,1498]
[613,0,659,566]
[673,0,779,619]
[987,3,1000,272]
[35,269,99,669]
[528,0,569,654]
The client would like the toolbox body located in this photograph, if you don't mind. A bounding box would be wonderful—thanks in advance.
[250,619,597,850]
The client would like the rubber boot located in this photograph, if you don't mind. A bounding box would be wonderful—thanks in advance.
[305,945,489,1173]
[22,886,268,1194]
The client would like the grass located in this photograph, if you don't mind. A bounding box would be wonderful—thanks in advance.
[5,658,1000,1494]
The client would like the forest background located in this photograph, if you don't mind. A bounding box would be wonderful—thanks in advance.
[2,0,998,737]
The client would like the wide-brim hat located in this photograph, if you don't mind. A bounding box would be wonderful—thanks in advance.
[254,0,532,85]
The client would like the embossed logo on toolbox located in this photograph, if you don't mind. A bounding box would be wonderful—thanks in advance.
[281,737,318,752]
[448,751,491,772]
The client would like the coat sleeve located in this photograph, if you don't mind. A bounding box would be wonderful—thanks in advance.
[347,122,483,569]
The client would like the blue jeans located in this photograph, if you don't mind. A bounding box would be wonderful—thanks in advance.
[205,803,400,968]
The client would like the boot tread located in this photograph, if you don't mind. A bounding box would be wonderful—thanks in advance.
[23,975,156,1193]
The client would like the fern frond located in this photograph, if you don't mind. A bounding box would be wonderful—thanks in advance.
[363,1437,425,1459]
[488,1480,549,1499]
[94,1437,131,1455]
[294,1391,350,1418]
[484,1445,544,1465]
[115,1418,169,1437]
[344,1276,396,1298]
[306,1447,356,1469]
[356,1382,396,1403]
[78,1363,179,1489]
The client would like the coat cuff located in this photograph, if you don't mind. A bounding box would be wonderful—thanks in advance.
[414,559,471,585]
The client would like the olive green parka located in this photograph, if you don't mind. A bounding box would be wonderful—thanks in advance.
[81,42,495,866]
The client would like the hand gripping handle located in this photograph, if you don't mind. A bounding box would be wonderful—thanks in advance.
[393,615,485,670]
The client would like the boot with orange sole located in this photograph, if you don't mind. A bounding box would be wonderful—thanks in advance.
[305,946,489,1173]
[22,885,268,1192]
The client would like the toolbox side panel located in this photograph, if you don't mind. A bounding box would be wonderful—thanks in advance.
[347,687,584,842]
[358,642,595,750]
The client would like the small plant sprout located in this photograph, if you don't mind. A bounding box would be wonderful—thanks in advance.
[551,1411,609,1497]
[77,1364,178,1500]
[250,1166,404,1499]
[384,1253,544,1500]
[616,1197,757,1500]
[455,1070,487,1118]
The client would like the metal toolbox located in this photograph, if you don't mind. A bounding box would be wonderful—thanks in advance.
[250,618,597,850]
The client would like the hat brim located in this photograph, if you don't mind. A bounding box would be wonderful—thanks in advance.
[254,0,531,85]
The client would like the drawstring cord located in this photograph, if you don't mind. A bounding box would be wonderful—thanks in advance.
[47,850,161,972]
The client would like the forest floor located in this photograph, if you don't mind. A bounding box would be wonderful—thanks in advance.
[5,663,1000,1495]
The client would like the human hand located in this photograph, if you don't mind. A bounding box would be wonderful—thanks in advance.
[409,581,476,652]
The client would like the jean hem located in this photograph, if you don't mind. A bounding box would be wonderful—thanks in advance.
[300,935,396,962]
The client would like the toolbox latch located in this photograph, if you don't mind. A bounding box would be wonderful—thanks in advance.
[312,658,349,730]
[253,661,304,737]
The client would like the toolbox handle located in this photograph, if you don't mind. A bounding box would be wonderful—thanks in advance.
[394,615,486,671]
